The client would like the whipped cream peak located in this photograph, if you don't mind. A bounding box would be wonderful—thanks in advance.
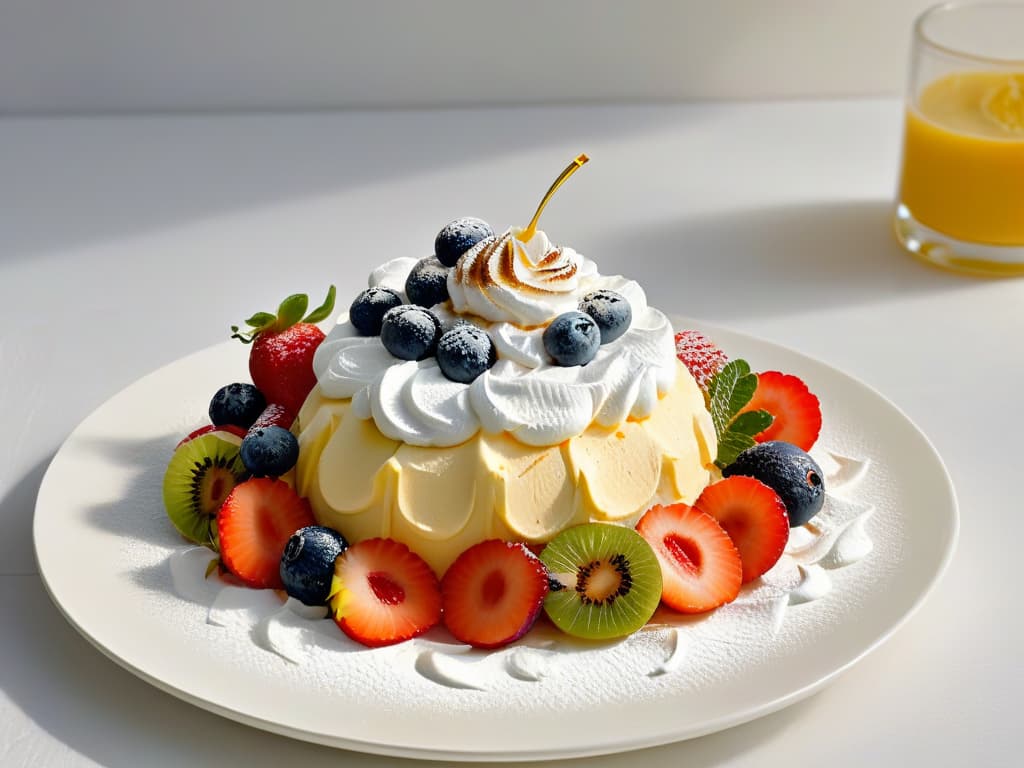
[448,228,597,326]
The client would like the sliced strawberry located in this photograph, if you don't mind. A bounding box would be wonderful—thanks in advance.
[674,330,729,393]
[636,503,742,614]
[175,424,246,449]
[246,403,296,435]
[217,478,316,589]
[739,370,822,451]
[330,538,442,647]
[694,476,789,583]
[441,540,549,649]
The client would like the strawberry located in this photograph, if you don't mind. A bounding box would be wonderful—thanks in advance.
[441,540,549,649]
[174,424,246,450]
[217,478,316,589]
[674,330,728,393]
[694,476,789,583]
[246,402,296,436]
[231,287,336,415]
[739,370,822,451]
[330,538,442,647]
[636,503,742,614]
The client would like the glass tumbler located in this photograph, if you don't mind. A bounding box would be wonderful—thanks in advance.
[895,1,1024,276]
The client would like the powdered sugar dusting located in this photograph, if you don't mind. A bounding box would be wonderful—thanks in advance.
[158,444,879,706]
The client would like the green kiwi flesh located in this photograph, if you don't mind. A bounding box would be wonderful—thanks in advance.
[163,432,246,548]
[540,523,662,640]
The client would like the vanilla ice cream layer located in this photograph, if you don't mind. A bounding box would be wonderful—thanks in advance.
[296,361,716,575]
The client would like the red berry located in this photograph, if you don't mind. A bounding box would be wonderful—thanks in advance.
[232,287,336,416]
[249,323,325,415]
[694,476,789,584]
[441,540,549,649]
[740,371,822,451]
[674,330,728,392]
[330,538,442,647]
[246,402,296,435]
[636,503,742,614]
[217,478,316,589]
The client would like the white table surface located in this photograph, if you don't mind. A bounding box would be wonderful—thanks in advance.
[1,99,1018,767]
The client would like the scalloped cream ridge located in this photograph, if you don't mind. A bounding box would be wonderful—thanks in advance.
[297,231,718,574]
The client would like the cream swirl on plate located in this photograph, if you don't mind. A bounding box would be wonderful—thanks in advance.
[448,228,598,326]
[313,236,677,447]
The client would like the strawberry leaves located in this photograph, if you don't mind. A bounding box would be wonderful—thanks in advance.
[708,359,773,468]
[231,286,336,344]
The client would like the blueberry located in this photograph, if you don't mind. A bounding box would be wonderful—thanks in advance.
[543,311,601,367]
[434,217,494,267]
[405,256,451,308]
[380,305,442,361]
[240,425,300,477]
[280,525,349,606]
[722,441,826,527]
[349,287,402,336]
[436,324,496,383]
[208,383,266,429]
[579,289,632,344]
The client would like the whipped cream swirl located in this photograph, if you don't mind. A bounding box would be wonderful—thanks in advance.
[314,239,677,447]
[448,229,598,326]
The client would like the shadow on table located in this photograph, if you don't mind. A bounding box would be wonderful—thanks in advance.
[5,570,824,767]
[596,198,986,324]
[0,104,703,263]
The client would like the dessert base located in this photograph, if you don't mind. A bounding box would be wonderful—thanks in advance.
[295,360,717,575]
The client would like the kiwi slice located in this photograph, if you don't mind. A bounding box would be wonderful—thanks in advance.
[540,523,662,640]
[163,432,246,548]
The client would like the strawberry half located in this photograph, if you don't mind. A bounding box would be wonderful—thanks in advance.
[636,503,742,614]
[694,476,789,584]
[739,370,821,451]
[232,287,336,415]
[217,478,316,589]
[441,540,549,649]
[674,330,729,393]
[174,424,246,449]
[330,538,442,647]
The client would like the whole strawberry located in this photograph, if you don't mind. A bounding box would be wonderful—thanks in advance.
[231,287,335,415]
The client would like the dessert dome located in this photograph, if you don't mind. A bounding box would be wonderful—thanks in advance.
[294,156,718,574]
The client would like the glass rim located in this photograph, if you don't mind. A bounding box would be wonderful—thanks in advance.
[916,1,1024,65]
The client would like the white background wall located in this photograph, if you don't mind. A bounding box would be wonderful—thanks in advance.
[0,0,936,114]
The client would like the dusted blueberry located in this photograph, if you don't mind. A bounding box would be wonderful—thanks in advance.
[208,382,266,430]
[380,305,442,361]
[240,425,300,477]
[579,289,632,344]
[280,525,349,606]
[723,441,826,527]
[405,256,451,308]
[543,311,601,367]
[434,217,494,267]
[436,324,496,383]
[349,287,402,336]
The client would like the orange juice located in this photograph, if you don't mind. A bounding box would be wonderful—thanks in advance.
[899,72,1024,245]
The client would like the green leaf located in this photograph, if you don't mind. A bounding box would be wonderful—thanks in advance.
[729,409,773,438]
[303,285,337,324]
[709,359,752,435]
[715,430,757,469]
[277,293,309,329]
[244,311,276,329]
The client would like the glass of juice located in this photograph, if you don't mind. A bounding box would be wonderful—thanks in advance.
[895,1,1024,276]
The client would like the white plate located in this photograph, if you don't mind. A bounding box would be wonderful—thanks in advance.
[34,320,958,762]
